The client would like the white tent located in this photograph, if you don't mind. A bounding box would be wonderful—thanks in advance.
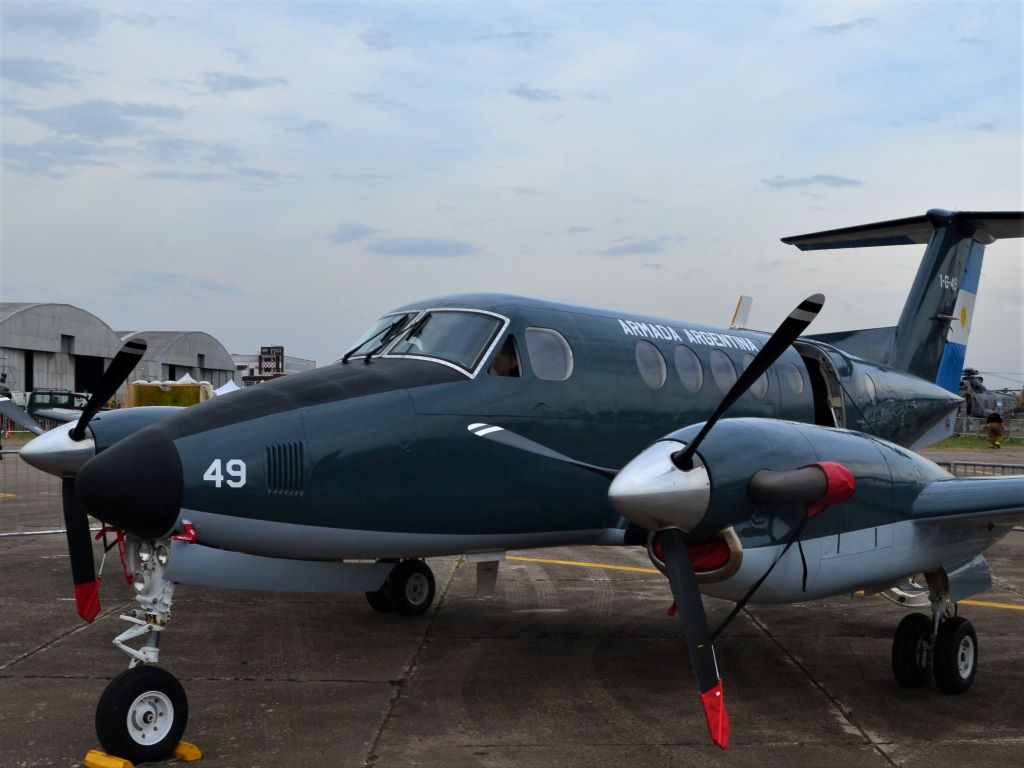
[176,372,198,384]
[214,380,241,396]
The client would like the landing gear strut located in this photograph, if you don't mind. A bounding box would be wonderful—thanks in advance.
[96,537,189,764]
[890,572,977,694]
[365,558,436,615]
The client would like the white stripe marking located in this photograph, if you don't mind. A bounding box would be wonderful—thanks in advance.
[468,423,489,432]
[474,426,504,437]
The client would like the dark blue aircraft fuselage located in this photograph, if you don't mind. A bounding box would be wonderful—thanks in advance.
[82,293,961,559]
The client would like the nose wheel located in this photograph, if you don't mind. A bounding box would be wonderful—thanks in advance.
[96,666,188,765]
[364,558,436,616]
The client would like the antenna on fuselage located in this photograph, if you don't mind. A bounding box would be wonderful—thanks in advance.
[729,295,752,330]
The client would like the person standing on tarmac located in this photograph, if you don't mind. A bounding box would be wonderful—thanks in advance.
[985,411,1005,448]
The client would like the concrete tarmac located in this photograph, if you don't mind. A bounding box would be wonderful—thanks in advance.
[1,442,1022,767]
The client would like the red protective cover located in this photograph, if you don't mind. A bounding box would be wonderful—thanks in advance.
[805,461,855,518]
[700,680,731,749]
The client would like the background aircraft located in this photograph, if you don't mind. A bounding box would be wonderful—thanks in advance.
[9,209,1024,762]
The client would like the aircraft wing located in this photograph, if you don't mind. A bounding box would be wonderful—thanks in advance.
[912,476,1024,528]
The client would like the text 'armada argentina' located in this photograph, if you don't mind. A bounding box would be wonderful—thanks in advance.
[617,319,759,353]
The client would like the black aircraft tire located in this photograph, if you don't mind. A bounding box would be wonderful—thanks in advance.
[389,559,435,616]
[96,666,188,765]
[892,613,933,689]
[933,617,977,694]
[365,587,394,613]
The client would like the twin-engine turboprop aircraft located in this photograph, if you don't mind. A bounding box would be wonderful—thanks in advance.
[12,208,1024,762]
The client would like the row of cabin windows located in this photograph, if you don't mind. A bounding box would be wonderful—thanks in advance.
[488,331,807,397]
[636,338,806,396]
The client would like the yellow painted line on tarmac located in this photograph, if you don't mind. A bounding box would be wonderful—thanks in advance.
[511,556,1024,613]
[960,598,1024,612]
[0,492,15,498]
[855,589,1024,612]
[507,554,660,574]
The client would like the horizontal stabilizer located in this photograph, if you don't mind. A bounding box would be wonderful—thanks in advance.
[782,210,1024,250]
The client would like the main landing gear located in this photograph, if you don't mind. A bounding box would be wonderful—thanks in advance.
[365,558,436,615]
[891,575,978,694]
[94,537,193,765]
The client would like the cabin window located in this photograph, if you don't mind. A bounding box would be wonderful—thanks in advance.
[741,353,769,398]
[635,340,667,390]
[389,310,503,370]
[674,345,703,392]
[709,349,737,392]
[488,335,521,377]
[525,327,573,381]
[784,363,805,394]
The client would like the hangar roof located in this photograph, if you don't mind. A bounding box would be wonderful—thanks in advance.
[119,330,234,371]
[0,302,123,358]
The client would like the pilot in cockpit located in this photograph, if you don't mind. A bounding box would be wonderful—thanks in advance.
[488,336,521,377]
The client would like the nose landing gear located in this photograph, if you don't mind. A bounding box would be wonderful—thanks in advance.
[92,537,195,766]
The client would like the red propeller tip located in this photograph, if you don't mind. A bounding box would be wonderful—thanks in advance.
[74,580,101,623]
[700,680,730,750]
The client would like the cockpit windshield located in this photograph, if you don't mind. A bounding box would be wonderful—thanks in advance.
[387,310,503,371]
[343,312,417,360]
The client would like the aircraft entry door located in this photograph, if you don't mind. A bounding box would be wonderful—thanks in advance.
[794,343,845,428]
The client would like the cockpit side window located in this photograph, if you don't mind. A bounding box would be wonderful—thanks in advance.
[525,327,573,381]
[342,312,417,360]
[488,335,521,377]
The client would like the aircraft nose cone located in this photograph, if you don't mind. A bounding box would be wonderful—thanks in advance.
[76,425,184,540]
[608,440,711,532]
[20,422,95,477]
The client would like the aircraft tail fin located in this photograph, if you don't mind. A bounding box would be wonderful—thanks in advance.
[783,209,1023,389]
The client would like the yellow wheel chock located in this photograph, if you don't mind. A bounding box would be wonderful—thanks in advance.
[83,740,202,767]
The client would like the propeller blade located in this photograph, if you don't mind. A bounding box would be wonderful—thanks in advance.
[467,423,618,480]
[69,339,147,441]
[0,397,44,436]
[61,477,100,622]
[673,294,824,470]
[659,528,730,749]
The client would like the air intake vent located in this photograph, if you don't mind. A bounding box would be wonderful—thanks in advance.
[266,442,305,495]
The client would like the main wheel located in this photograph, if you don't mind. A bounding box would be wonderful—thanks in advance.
[388,559,435,616]
[365,587,393,612]
[96,666,188,765]
[933,616,977,694]
[365,559,397,612]
[892,613,933,688]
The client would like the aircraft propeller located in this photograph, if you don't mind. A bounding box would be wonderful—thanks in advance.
[466,423,617,480]
[671,294,824,471]
[20,340,147,622]
[0,397,45,435]
[469,294,827,749]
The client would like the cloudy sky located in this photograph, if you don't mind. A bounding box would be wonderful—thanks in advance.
[2,1,1021,387]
